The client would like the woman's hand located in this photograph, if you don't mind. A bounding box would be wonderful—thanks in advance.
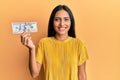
[21,31,35,49]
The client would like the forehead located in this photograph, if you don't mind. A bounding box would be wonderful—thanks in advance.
[55,9,70,17]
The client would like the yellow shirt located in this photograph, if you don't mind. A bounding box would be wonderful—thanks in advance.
[36,36,88,80]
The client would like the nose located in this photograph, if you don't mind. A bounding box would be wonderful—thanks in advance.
[60,20,64,26]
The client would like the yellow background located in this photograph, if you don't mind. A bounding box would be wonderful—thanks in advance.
[0,0,120,80]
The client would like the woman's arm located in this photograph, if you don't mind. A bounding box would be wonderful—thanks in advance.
[78,62,87,80]
[29,47,42,78]
[21,32,42,78]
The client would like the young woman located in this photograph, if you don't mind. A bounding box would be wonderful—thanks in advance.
[21,5,88,80]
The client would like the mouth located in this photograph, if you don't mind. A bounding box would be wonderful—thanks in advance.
[58,27,66,31]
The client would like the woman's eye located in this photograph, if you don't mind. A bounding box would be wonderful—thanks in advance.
[64,18,70,21]
[54,18,60,21]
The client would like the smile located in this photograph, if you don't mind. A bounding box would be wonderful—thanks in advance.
[58,27,66,31]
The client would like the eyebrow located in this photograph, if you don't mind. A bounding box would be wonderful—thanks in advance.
[54,17,70,18]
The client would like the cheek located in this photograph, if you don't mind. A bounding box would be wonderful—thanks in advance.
[53,22,58,31]
[53,21,59,27]
[67,21,71,26]
[67,23,71,29]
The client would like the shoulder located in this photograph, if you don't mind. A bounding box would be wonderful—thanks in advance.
[38,37,53,43]
[71,37,84,43]
[71,37,86,46]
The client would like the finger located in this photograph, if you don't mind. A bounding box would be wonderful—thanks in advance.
[22,31,30,37]
[21,32,27,43]
[21,35,25,45]
[23,33,30,38]
[27,29,30,33]
[27,37,32,45]
[21,32,30,43]
[20,29,31,45]
[24,36,30,46]
[21,30,30,38]
[21,31,27,36]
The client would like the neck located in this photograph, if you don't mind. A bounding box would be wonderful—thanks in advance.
[55,34,69,41]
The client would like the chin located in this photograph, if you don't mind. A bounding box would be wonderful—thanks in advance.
[57,32,68,35]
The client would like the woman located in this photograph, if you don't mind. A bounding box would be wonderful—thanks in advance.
[21,5,88,80]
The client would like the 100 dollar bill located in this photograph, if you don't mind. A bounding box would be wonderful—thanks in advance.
[12,22,38,34]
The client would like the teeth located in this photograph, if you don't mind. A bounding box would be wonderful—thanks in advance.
[59,27,65,31]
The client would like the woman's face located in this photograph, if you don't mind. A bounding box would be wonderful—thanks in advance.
[53,9,71,36]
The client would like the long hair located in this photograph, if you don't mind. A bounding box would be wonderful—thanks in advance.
[48,5,76,38]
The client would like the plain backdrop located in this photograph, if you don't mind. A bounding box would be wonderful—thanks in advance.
[0,0,120,80]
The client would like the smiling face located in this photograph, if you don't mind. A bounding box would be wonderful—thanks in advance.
[53,9,71,36]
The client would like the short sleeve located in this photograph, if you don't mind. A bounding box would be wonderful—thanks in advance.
[36,40,44,64]
[78,41,88,66]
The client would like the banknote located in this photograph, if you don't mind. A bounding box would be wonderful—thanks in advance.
[12,22,38,34]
